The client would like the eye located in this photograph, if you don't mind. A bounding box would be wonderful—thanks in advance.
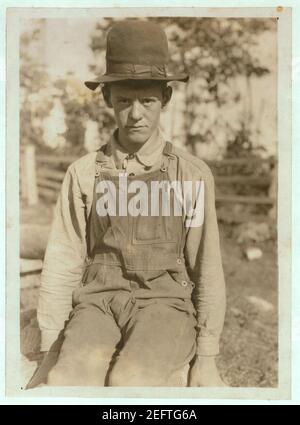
[141,98,155,106]
[118,98,131,106]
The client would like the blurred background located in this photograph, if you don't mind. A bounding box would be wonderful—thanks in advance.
[19,17,278,388]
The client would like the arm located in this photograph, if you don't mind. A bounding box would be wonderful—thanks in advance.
[184,166,226,386]
[37,164,87,352]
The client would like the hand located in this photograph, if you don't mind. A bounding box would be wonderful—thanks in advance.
[31,351,47,366]
[188,356,228,387]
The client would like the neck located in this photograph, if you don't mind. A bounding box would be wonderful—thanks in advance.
[117,128,160,153]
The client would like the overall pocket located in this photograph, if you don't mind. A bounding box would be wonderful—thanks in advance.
[132,214,177,245]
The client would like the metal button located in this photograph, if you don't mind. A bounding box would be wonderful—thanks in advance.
[181,281,188,287]
[85,256,93,265]
[128,154,134,160]
[176,258,182,265]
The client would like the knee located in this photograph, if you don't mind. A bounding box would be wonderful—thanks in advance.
[47,362,104,387]
[107,367,152,387]
[47,366,68,386]
[108,361,166,387]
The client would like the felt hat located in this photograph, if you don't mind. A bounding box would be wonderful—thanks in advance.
[84,20,189,90]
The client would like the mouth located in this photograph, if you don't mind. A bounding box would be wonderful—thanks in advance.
[126,126,146,131]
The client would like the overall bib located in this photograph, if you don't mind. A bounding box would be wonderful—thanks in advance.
[47,142,197,387]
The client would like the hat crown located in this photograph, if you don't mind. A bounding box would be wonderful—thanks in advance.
[84,19,189,90]
[106,20,169,66]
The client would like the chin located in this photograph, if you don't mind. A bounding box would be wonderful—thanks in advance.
[127,134,149,145]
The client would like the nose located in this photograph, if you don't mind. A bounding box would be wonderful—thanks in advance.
[129,100,142,121]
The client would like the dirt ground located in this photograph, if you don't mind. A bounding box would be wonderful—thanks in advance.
[20,202,278,388]
[217,226,278,387]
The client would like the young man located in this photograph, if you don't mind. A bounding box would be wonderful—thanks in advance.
[34,20,226,387]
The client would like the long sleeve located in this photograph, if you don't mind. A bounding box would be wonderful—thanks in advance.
[184,165,226,357]
[37,164,88,351]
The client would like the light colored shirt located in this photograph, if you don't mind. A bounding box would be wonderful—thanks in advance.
[109,129,165,174]
[37,131,226,356]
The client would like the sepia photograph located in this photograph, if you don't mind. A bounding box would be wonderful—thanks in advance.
[5,6,292,399]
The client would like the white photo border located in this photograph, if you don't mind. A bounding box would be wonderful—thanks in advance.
[3,3,295,403]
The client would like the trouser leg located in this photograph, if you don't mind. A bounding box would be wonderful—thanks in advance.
[47,303,121,386]
[108,299,197,387]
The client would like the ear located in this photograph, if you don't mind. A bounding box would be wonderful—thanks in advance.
[101,85,113,108]
[162,86,172,108]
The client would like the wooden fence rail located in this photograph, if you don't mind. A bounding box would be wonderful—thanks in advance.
[35,154,78,165]
[37,177,62,191]
[215,195,275,205]
[215,175,271,186]
[206,157,275,166]
[37,169,66,181]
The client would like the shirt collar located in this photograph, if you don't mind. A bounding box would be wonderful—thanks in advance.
[109,129,166,169]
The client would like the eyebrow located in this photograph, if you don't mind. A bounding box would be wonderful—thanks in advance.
[116,95,157,100]
[116,96,132,101]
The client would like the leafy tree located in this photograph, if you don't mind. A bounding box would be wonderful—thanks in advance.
[20,20,52,150]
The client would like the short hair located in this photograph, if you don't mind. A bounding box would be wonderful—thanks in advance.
[102,80,168,94]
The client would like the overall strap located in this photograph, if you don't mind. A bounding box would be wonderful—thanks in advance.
[160,141,176,172]
[95,144,112,177]
[162,141,185,257]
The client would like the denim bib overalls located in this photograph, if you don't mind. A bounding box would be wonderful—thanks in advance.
[79,141,196,300]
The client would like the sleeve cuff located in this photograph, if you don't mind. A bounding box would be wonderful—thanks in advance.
[40,329,61,352]
[196,336,220,356]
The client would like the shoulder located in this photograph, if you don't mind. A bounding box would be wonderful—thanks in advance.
[62,152,98,192]
[171,145,214,181]
[67,151,98,176]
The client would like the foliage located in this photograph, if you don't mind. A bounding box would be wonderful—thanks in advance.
[225,121,267,159]
[54,76,115,155]
[20,20,52,150]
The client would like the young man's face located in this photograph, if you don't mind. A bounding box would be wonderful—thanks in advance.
[105,81,171,148]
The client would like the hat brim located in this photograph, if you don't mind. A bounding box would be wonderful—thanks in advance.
[84,73,189,91]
